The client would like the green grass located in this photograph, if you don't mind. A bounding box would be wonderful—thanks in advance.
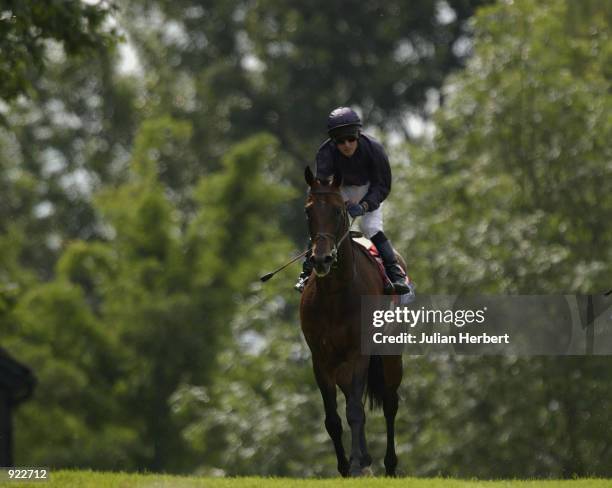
[1,471,611,488]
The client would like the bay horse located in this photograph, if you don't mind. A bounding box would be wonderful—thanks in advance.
[300,166,403,477]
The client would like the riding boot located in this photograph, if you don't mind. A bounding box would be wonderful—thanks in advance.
[375,239,411,295]
[294,250,314,293]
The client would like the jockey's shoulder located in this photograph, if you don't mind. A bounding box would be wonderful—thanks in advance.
[359,132,379,144]
[317,138,333,153]
[359,133,388,157]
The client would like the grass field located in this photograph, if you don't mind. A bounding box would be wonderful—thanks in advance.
[1,472,611,488]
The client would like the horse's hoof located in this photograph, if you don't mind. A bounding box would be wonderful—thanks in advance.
[386,466,403,477]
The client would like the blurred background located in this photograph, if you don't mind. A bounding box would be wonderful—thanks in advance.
[0,0,610,478]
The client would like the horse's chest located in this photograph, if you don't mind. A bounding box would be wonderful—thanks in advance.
[304,306,359,357]
[319,325,349,351]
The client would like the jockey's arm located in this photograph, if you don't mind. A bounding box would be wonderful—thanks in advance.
[361,144,392,211]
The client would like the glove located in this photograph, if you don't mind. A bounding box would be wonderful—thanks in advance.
[347,202,368,218]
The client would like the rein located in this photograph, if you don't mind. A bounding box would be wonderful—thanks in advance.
[337,219,356,247]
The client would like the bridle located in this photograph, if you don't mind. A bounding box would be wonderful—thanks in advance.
[307,189,354,265]
[258,185,353,284]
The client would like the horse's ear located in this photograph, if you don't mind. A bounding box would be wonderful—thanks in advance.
[332,169,343,188]
[305,165,315,187]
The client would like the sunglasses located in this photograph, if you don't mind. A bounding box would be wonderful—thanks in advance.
[334,136,357,145]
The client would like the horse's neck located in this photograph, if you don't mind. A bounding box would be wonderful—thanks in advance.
[338,233,355,278]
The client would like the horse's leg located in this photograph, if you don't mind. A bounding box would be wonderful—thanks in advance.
[382,356,402,476]
[359,413,372,470]
[314,365,349,477]
[339,358,369,476]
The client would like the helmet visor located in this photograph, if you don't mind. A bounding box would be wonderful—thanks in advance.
[329,125,359,140]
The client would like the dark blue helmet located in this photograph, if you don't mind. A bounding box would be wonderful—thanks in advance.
[327,107,362,135]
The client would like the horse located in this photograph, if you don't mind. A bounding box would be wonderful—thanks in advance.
[299,166,403,477]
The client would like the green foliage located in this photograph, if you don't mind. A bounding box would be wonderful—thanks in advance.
[130,115,195,196]
[382,0,612,479]
[120,0,491,245]
[3,93,297,469]
[189,133,296,288]
[0,47,141,278]
[6,281,138,469]
[0,0,118,101]
[394,0,611,294]
[3,0,610,480]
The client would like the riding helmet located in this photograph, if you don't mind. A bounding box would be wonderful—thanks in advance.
[327,107,362,138]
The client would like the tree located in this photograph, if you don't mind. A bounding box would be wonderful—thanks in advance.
[15,128,297,471]
[119,0,491,242]
[393,0,611,295]
[385,0,612,478]
[0,45,141,279]
[0,0,118,102]
[5,280,139,469]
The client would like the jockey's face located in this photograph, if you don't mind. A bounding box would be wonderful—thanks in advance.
[335,136,358,157]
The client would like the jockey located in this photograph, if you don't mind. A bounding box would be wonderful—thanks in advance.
[295,106,411,294]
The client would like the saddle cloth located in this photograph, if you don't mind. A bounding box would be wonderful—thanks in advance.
[352,236,395,290]
[351,233,415,305]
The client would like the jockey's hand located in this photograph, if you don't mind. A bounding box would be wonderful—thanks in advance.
[347,202,367,218]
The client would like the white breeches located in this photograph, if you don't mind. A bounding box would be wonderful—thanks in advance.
[340,183,383,239]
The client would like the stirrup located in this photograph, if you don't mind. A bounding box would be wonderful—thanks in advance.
[294,275,309,293]
[383,280,395,295]
[385,264,411,295]
[392,280,412,295]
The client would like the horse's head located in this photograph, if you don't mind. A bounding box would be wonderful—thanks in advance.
[304,166,347,277]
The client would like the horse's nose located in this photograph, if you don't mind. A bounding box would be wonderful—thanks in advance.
[313,254,333,265]
[313,253,334,276]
